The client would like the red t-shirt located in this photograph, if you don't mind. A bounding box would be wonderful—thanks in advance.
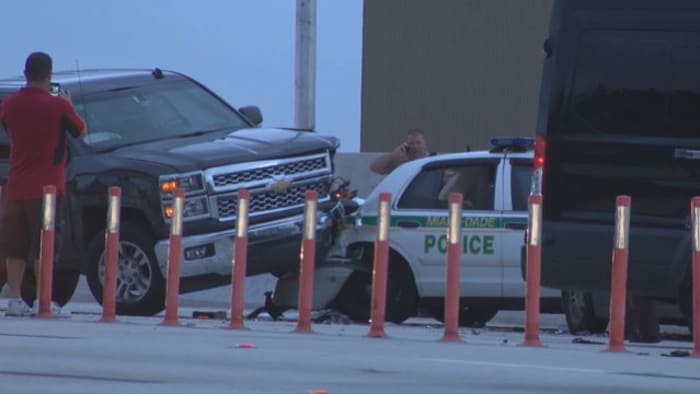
[0,87,85,200]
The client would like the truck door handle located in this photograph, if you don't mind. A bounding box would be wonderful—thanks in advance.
[505,222,527,230]
[397,221,420,229]
[674,148,700,160]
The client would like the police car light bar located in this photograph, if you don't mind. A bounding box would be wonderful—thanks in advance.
[490,137,534,148]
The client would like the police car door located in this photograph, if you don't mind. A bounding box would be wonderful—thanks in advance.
[397,159,503,297]
[500,156,531,296]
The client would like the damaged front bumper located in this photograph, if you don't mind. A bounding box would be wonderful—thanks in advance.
[153,211,334,279]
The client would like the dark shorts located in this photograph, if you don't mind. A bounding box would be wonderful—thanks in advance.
[0,198,64,263]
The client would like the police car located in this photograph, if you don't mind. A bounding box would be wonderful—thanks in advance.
[299,137,560,325]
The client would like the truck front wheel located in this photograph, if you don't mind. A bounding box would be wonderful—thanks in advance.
[85,222,165,316]
[562,290,608,334]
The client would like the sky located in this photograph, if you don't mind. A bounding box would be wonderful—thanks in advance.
[0,0,363,152]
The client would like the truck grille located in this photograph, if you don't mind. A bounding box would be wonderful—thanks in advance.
[204,152,333,221]
[212,156,328,188]
[216,180,330,219]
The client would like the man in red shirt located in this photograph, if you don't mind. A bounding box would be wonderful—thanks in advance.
[0,52,86,316]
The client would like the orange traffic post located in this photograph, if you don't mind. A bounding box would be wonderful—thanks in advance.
[36,185,57,318]
[101,187,122,322]
[606,195,631,352]
[368,192,391,338]
[522,194,543,346]
[229,189,251,329]
[161,188,185,326]
[441,192,463,342]
[295,190,319,333]
[691,197,700,357]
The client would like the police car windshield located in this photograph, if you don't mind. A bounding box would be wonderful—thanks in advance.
[76,78,250,147]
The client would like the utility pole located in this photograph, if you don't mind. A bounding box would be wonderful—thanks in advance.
[294,0,316,130]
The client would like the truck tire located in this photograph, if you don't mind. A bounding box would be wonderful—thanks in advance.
[335,250,418,324]
[85,222,165,316]
[562,290,608,334]
[429,303,498,327]
[20,269,80,307]
[678,272,692,332]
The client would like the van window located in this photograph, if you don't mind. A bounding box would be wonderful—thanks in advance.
[570,30,700,138]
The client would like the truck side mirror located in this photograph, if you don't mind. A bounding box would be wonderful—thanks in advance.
[239,106,263,127]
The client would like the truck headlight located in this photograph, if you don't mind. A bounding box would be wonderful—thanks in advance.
[163,197,209,220]
[160,172,205,194]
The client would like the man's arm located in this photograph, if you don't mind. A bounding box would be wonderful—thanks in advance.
[369,143,409,175]
[59,92,87,137]
[369,153,404,175]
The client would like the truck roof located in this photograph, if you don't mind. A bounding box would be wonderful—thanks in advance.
[0,68,186,94]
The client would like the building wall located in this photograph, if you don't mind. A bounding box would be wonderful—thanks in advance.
[361,0,553,153]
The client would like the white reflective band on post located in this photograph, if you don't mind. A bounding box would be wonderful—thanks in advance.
[615,205,630,250]
[171,196,183,236]
[42,192,55,231]
[378,199,389,242]
[528,202,542,247]
[108,195,120,233]
[448,201,461,245]
[236,198,249,238]
[694,206,700,253]
[303,198,317,240]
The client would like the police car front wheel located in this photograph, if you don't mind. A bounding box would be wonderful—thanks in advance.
[335,251,418,324]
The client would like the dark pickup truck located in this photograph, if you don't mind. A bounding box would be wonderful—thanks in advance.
[0,68,340,315]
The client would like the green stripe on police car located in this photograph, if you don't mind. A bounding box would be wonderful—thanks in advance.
[359,215,526,229]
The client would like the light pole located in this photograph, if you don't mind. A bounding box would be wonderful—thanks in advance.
[295,0,316,130]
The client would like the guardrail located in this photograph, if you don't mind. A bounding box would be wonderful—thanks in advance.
[522,193,543,347]
[368,192,391,338]
[16,185,700,358]
[229,189,251,330]
[101,186,121,322]
[441,192,463,342]
[161,188,185,326]
[36,185,57,318]
[295,190,319,333]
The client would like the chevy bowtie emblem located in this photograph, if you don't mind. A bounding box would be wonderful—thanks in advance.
[268,177,293,193]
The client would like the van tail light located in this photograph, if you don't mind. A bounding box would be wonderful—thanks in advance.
[532,136,546,195]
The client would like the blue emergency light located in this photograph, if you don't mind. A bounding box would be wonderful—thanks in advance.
[490,137,534,148]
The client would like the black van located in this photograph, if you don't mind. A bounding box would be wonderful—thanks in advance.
[535,0,700,326]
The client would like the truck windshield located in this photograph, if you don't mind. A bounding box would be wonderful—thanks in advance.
[75,78,251,147]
